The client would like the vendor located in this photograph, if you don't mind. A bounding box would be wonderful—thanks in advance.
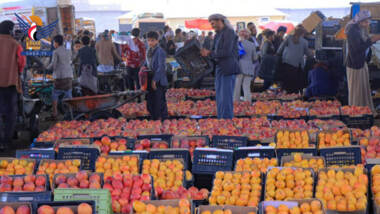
[304,61,339,99]
[201,13,240,119]
[345,10,380,115]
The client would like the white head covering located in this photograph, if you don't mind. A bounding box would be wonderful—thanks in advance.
[208,13,233,30]
[345,10,371,33]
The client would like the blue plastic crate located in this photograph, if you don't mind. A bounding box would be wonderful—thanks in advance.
[211,136,248,150]
[192,148,234,175]
[234,146,276,161]
[148,149,191,170]
[319,146,362,166]
[57,146,100,171]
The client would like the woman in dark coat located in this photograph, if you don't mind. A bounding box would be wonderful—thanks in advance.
[76,36,98,95]
[259,30,276,90]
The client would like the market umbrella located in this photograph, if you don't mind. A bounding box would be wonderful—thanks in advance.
[259,21,295,34]
[185,19,212,30]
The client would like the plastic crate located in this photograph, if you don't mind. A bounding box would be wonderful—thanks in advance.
[34,200,96,214]
[16,149,56,163]
[341,115,374,129]
[211,136,248,150]
[52,172,104,190]
[234,146,276,161]
[0,202,32,212]
[54,189,112,214]
[31,140,55,149]
[108,150,148,170]
[192,148,234,175]
[276,148,317,162]
[137,135,172,144]
[57,145,100,171]
[197,205,257,214]
[91,136,135,150]
[0,157,37,175]
[171,136,210,148]
[148,149,191,170]
[319,146,362,166]
[260,199,325,214]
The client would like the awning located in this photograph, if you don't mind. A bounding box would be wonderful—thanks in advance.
[259,21,295,34]
[185,19,212,30]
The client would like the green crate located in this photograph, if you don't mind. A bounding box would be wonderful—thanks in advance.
[53,189,112,214]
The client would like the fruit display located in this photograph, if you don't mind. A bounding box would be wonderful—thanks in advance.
[317,130,351,148]
[37,203,93,214]
[132,199,191,214]
[102,174,153,213]
[0,175,47,192]
[235,158,278,173]
[123,120,162,138]
[84,118,126,138]
[310,100,341,108]
[251,92,300,101]
[246,101,280,116]
[54,139,89,152]
[265,167,314,201]
[309,107,340,117]
[0,204,31,214]
[371,165,380,207]
[276,130,311,148]
[53,171,102,189]
[282,100,311,109]
[162,119,200,136]
[199,206,256,214]
[117,102,149,118]
[308,119,346,130]
[315,167,368,212]
[282,154,325,172]
[263,199,324,214]
[351,128,371,141]
[92,136,129,154]
[95,156,139,179]
[186,89,215,98]
[166,89,186,102]
[360,137,380,159]
[171,137,208,158]
[198,119,240,137]
[134,139,169,151]
[141,159,184,193]
[167,101,194,117]
[341,105,372,116]
[36,160,81,181]
[372,126,380,137]
[276,107,308,119]
[209,171,262,207]
[159,186,208,201]
[0,159,36,176]
[187,100,217,117]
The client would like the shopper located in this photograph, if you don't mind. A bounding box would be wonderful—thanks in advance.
[123,28,146,90]
[234,29,257,103]
[277,25,312,93]
[203,32,214,50]
[77,36,98,95]
[345,10,380,114]
[145,31,169,120]
[273,26,287,52]
[47,35,74,120]
[247,22,261,78]
[304,61,339,99]
[165,31,176,55]
[95,31,121,72]
[174,28,183,43]
[201,13,240,119]
[0,20,25,150]
[259,30,277,90]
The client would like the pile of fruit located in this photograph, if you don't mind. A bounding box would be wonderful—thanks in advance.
[234,158,278,173]
[264,200,323,214]
[251,92,300,101]
[276,131,311,148]
[161,119,199,136]
[276,107,308,119]
[159,186,208,201]
[371,165,380,206]
[36,160,81,181]
[265,167,314,201]
[341,106,372,116]
[54,171,102,189]
[95,156,139,179]
[0,159,35,175]
[0,175,47,192]
[315,167,368,212]
[141,159,184,192]
[309,107,340,117]
[171,137,208,158]
[132,199,191,214]
[317,130,351,148]
[0,205,30,214]
[200,209,255,214]
[134,139,169,151]
[117,102,149,118]
[282,154,325,172]
[246,101,280,115]
[92,136,129,154]
[359,137,380,159]
[209,171,262,207]
[37,203,93,214]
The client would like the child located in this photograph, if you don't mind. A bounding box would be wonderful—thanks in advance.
[47,35,73,120]
[144,31,168,120]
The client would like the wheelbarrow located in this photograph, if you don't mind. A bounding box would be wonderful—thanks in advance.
[97,70,126,93]
[63,90,146,121]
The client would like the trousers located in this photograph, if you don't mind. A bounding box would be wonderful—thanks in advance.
[146,85,168,120]
[233,74,253,103]
[0,86,18,146]
[126,66,141,90]
[215,74,236,119]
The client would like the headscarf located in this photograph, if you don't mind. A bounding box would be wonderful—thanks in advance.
[208,13,233,30]
[345,10,371,35]
[0,20,14,35]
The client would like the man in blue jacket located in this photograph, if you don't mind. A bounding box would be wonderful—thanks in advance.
[201,14,240,119]
[145,31,169,120]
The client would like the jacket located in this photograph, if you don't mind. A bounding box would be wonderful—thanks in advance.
[95,39,120,66]
[0,35,25,93]
[147,46,168,87]
[277,35,310,68]
[47,46,73,80]
[211,27,240,76]
[305,66,338,98]
[346,23,373,69]
[239,40,257,76]
[259,41,277,81]
[77,46,97,76]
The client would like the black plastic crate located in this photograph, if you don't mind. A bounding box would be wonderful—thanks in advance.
[341,115,374,129]
[234,146,276,161]
[137,135,172,144]
[308,115,341,121]
[319,146,362,166]
[91,136,135,150]
[211,136,248,150]
[171,136,210,149]
[57,146,100,171]
[192,148,234,175]
[276,148,318,162]
[148,149,191,170]
[16,149,56,161]
[33,200,96,214]
[30,141,55,149]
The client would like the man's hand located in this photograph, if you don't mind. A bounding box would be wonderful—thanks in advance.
[200,48,211,57]
[152,80,157,90]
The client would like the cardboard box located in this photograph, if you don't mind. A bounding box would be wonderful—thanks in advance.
[302,11,325,33]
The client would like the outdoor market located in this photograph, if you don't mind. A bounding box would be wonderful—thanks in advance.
[1,0,380,214]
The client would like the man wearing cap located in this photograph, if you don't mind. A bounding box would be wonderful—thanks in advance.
[273,26,287,52]
[201,14,240,119]
[345,10,380,115]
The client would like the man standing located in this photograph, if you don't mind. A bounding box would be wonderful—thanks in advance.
[201,14,240,119]
[273,26,287,52]
[96,31,121,72]
[203,32,214,50]
[0,20,25,149]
